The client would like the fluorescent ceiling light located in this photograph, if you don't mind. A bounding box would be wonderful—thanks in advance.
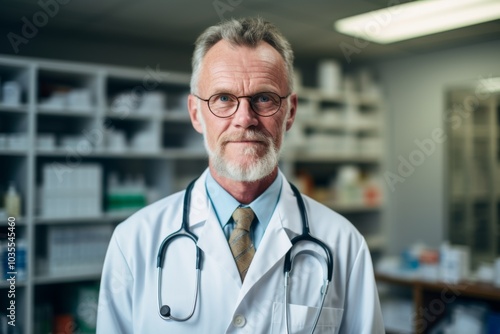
[478,77,500,93]
[334,0,500,44]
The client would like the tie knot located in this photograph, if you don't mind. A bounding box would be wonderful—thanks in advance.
[232,207,255,231]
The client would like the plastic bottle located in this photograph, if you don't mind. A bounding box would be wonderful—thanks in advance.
[16,239,27,281]
[4,182,20,217]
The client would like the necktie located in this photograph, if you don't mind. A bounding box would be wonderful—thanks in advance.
[229,207,256,281]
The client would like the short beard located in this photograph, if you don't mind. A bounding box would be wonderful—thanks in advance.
[197,108,286,182]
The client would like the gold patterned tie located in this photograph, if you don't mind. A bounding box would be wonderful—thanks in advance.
[229,207,256,282]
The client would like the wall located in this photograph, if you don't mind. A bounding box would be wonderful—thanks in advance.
[0,27,193,71]
[376,39,500,254]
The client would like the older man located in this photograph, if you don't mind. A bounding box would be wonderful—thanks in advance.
[97,17,384,333]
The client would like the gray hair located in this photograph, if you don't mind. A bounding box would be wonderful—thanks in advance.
[190,17,294,94]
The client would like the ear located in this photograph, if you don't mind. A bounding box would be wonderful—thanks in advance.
[285,93,298,131]
[188,94,204,134]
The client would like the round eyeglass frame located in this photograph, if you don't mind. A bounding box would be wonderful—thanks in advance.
[194,92,290,118]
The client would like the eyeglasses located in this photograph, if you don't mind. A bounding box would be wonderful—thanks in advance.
[194,92,290,118]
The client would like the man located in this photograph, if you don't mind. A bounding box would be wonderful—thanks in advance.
[97,17,384,333]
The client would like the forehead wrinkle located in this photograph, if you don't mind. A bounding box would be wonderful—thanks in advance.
[207,65,286,93]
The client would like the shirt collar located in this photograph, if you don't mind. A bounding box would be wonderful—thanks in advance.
[205,171,282,228]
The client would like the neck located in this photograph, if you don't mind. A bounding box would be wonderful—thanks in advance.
[209,165,279,204]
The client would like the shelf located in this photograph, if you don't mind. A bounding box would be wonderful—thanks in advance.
[356,94,382,107]
[104,111,158,120]
[163,112,191,122]
[302,119,380,133]
[37,106,95,117]
[0,149,28,156]
[0,216,26,225]
[326,202,382,213]
[297,87,345,103]
[104,111,190,121]
[0,280,27,289]
[285,152,379,163]
[0,104,29,113]
[34,212,131,225]
[33,271,102,285]
[35,148,207,159]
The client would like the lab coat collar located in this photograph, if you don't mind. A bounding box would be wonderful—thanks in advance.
[187,169,303,235]
[186,169,211,229]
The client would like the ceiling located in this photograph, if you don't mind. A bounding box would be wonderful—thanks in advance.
[1,0,500,65]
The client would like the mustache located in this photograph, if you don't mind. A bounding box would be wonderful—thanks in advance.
[220,129,270,143]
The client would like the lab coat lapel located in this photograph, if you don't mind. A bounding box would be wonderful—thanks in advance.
[188,171,242,286]
[236,178,303,304]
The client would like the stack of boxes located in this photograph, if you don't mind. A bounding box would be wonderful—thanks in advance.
[39,164,102,218]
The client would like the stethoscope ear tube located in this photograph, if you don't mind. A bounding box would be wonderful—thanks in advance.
[286,183,334,281]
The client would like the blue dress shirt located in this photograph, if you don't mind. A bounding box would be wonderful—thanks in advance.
[205,171,282,250]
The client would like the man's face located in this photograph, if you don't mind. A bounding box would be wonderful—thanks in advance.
[188,40,297,181]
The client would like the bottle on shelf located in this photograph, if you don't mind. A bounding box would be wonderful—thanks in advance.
[4,182,21,217]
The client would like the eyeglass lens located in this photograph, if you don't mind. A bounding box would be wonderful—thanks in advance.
[208,92,282,117]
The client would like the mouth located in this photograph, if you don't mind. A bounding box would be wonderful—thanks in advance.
[220,130,270,149]
[226,140,266,146]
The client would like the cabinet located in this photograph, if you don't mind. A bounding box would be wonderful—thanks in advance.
[446,88,500,265]
[0,55,387,333]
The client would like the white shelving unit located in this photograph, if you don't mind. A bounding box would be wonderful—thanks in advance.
[0,55,207,334]
[0,55,387,333]
[282,84,386,253]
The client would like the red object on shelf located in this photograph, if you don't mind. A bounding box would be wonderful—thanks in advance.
[53,314,75,334]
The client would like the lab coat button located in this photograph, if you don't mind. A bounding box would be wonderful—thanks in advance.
[232,314,246,327]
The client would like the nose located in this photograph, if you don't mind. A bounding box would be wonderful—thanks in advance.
[233,98,258,128]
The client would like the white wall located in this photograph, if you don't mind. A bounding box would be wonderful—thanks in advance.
[376,40,500,254]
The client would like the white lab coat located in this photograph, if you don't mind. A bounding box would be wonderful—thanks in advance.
[97,169,384,333]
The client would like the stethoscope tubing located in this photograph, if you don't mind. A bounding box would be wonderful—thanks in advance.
[157,179,202,321]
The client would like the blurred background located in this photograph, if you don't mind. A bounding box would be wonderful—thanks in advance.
[0,0,499,333]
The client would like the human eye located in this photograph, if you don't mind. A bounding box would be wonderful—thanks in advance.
[253,93,278,104]
[215,94,235,103]
[256,94,270,103]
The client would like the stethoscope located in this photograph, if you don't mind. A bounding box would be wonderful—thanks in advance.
[156,178,334,333]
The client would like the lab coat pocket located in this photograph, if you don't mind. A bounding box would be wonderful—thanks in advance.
[271,302,343,334]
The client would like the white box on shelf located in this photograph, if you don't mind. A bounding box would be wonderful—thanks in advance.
[46,224,113,276]
[130,131,159,152]
[40,164,102,218]
[106,131,127,152]
[67,88,93,112]
[137,91,165,115]
[318,60,342,94]
[0,134,6,149]
[7,133,28,150]
[37,134,56,151]
[2,81,22,106]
